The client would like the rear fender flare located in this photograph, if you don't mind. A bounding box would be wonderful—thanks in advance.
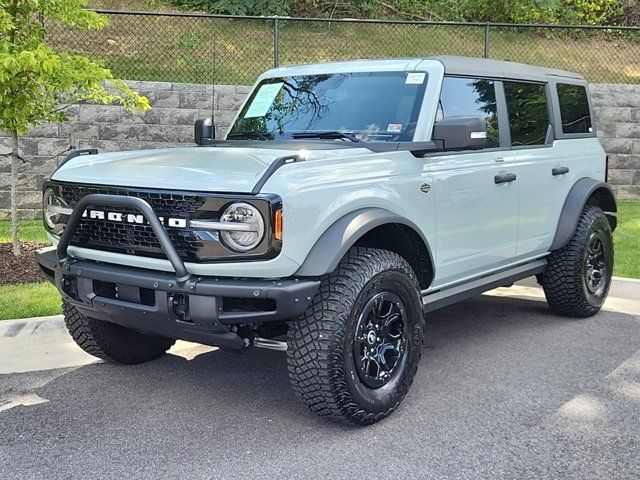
[550,177,617,251]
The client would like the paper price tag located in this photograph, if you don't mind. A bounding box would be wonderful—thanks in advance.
[244,82,284,118]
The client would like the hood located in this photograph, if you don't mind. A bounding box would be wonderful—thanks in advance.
[52,145,369,193]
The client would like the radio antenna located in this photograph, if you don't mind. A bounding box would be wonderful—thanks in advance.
[211,29,216,126]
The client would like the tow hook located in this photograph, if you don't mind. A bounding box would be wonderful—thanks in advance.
[169,293,190,322]
[229,325,253,349]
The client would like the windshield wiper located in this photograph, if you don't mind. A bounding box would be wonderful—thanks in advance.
[291,131,362,143]
[226,131,273,140]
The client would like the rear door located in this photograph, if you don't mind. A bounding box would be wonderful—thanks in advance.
[427,76,519,288]
[504,80,584,257]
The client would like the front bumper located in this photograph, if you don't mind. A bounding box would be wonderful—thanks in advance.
[37,192,319,349]
[38,248,319,348]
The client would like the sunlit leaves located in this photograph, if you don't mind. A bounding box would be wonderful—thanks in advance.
[0,0,150,135]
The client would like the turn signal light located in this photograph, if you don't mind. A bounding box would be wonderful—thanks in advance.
[274,209,283,241]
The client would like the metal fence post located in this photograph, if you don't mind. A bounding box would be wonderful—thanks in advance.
[274,17,280,67]
[483,23,490,58]
[39,12,45,39]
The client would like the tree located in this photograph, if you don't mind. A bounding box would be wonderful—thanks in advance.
[0,0,150,256]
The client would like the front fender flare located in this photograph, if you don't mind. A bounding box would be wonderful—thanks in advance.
[550,177,617,251]
[294,208,432,277]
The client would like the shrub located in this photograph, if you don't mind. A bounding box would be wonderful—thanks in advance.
[171,0,290,16]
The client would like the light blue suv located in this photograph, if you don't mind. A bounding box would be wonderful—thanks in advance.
[37,56,616,425]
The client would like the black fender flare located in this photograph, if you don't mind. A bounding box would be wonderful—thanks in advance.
[550,177,617,251]
[294,208,434,277]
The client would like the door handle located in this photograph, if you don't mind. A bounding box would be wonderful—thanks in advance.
[552,166,569,176]
[494,173,517,184]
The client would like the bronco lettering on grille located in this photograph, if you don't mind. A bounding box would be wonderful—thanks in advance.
[82,209,188,228]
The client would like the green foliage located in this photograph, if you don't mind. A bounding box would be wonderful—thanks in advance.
[318,0,627,25]
[0,0,150,135]
[171,0,290,16]
[563,0,623,25]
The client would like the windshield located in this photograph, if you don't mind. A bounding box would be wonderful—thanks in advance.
[228,71,428,142]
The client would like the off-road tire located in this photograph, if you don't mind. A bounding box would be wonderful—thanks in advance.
[539,205,614,318]
[287,247,424,426]
[63,302,176,364]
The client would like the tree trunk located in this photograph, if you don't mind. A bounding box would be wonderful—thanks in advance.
[11,130,21,256]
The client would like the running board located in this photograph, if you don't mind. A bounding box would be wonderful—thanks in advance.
[422,259,547,313]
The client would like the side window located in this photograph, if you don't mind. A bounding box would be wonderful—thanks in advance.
[504,81,550,147]
[436,76,499,148]
[557,83,592,134]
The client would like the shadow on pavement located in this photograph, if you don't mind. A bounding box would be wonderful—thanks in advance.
[1,295,639,479]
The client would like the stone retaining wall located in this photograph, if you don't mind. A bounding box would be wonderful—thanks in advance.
[591,84,640,201]
[0,81,638,219]
[0,81,250,220]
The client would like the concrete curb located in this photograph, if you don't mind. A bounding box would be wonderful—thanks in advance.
[516,275,640,300]
[610,276,640,300]
[0,315,65,340]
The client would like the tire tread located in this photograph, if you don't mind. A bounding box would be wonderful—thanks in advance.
[287,247,423,425]
[63,302,175,364]
[540,205,613,318]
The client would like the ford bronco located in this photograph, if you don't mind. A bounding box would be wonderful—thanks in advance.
[37,56,616,425]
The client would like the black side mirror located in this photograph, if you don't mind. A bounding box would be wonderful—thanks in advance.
[433,116,487,151]
[194,118,215,145]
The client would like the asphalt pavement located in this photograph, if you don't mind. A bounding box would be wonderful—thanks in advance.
[1,292,639,479]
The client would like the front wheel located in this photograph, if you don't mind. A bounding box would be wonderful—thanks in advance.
[287,247,425,426]
[539,205,614,317]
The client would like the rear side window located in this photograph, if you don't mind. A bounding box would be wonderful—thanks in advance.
[436,76,500,148]
[504,82,550,147]
[557,83,592,134]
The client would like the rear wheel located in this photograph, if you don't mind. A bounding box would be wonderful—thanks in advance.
[287,247,424,426]
[539,205,613,317]
[63,302,176,364]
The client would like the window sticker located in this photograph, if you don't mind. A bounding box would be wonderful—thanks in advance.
[244,82,284,118]
[387,123,403,133]
[405,72,426,85]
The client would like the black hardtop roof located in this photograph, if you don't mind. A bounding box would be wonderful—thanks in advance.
[429,55,585,82]
[265,55,586,83]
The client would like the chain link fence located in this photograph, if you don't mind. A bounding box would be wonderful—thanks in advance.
[45,10,640,85]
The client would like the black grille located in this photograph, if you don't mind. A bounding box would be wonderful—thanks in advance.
[59,184,207,261]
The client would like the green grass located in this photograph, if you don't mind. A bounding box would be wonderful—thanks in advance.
[0,282,62,320]
[0,220,47,243]
[613,201,640,279]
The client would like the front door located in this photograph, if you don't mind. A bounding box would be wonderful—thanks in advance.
[427,76,519,288]
[429,151,518,287]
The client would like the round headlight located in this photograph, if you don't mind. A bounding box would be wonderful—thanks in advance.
[43,188,71,231]
[219,202,265,252]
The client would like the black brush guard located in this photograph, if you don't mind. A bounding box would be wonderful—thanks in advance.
[37,194,319,350]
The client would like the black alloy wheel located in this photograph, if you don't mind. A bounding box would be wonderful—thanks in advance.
[353,292,407,389]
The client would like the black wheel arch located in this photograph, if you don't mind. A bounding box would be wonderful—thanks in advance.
[550,177,617,251]
[294,208,435,290]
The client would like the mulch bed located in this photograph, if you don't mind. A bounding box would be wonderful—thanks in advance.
[0,242,49,285]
